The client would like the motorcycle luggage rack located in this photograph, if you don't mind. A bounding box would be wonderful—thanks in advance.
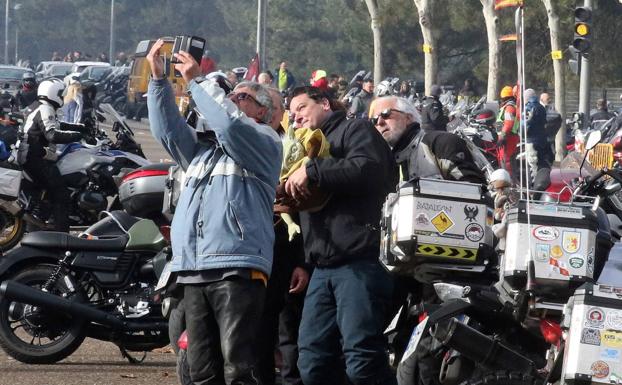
[508,186,596,207]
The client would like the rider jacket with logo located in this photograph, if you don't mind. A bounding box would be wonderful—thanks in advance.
[393,122,486,184]
[17,100,83,164]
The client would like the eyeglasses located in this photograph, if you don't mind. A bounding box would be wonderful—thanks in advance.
[228,92,262,107]
[370,108,402,125]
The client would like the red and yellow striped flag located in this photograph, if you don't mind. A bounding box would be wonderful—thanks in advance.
[499,34,518,42]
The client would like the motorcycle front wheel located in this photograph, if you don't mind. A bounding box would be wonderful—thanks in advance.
[0,265,87,364]
[0,207,25,252]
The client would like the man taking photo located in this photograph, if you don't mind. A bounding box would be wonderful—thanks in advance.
[146,39,282,385]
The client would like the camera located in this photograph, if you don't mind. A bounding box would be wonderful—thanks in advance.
[171,35,206,65]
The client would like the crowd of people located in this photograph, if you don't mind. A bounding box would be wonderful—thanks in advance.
[11,41,622,385]
[139,38,511,385]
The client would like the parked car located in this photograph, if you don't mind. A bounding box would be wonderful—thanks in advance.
[37,62,73,81]
[0,65,34,95]
[64,61,111,84]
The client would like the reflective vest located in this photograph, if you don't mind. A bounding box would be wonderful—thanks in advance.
[497,101,519,135]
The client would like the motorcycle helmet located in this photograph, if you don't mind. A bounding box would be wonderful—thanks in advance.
[205,71,233,95]
[22,72,36,88]
[37,78,66,108]
[500,86,513,99]
[473,109,495,125]
[375,80,393,97]
[78,191,107,212]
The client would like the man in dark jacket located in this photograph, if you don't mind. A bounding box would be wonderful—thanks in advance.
[420,84,448,132]
[525,88,553,191]
[285,86,398,385]
[590,99,615,128]
[348,78,374,119]
[370,96,486,184]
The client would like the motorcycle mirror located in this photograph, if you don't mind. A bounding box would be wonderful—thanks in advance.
[585,130,602,150]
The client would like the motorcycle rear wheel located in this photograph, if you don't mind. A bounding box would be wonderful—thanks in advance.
[0,265,87,364]
[0,207,25,252]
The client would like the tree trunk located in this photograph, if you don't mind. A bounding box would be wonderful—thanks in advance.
[480,0,500,101]
[413,0,438,95]
[364,0,384,84]
[542,0,566,162]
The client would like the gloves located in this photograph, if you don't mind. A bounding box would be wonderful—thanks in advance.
[497,134,506,147]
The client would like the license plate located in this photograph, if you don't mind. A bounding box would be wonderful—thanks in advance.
[155,262,172,291]
[401,316,429,363]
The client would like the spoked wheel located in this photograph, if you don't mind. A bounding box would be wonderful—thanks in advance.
[0,207,25,252]
[0,265,87,364]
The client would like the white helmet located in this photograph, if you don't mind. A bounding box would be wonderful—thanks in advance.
[37,78,66,108]
[375,80,393,97]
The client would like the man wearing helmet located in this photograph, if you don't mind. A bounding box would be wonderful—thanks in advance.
[496,85,519,175]
[16,78,87,232]
[15,72,38,110]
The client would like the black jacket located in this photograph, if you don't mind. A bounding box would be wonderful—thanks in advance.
[420,96,448,132]
[393,123,487,184]
[300,110,398,267]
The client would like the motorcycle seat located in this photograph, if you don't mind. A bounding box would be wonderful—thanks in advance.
[21,231,128,251]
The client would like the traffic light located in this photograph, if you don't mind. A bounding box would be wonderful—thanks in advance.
[572,6,592,53]
[568,46,581,75]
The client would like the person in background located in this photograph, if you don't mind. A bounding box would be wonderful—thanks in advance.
[348,78,374,119]
[226,70,239,88]
[326,74,340,100]
[496,85,519,175]
[310,70,328,92]
[61,81,84,124]
[115,52,128,67]
[258,72,273,85]
[275,61,296,94]
[590,98,615,127]
[420,84,448,132]
[15,72,38,110]
[524,88,553,191]
[457,79,478,104]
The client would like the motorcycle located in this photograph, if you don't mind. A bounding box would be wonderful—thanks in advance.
[0,209,181,364]
[447,97,499,168]
[0,103,149,251]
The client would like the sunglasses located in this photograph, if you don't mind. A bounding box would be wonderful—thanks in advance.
[370,108,402,125]
[228,92,262,106]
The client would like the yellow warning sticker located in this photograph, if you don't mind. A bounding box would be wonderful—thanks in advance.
[431,211,454,234]
[416,244,477,261]
[551,50,563,60]
[422,44,432,54]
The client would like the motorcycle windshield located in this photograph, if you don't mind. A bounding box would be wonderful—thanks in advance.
[559,150,598,183]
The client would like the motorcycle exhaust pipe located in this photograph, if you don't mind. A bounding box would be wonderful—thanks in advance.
[431,318,536,374]
[0,281,167,332]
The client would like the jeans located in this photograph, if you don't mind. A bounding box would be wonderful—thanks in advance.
[184,278,265,385]
[298,260,396,385]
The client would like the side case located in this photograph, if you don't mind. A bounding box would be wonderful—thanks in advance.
[502,201,598,298]
[563,283,622,384]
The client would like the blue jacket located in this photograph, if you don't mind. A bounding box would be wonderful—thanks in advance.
[525,95,547,146]
[147,78,282,276]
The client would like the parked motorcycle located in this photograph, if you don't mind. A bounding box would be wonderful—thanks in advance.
[0,210,180,364]
[0,104,149,251]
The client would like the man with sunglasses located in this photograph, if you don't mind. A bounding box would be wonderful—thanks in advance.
[146,40,282,385]
[285,86,398,385]
[370,96,485,184]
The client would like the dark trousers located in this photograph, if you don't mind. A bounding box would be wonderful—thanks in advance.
[278,292,304,385]
[184,279,265,385]
[23,158,70,232]
[256,264,304,385]
[298,260,396,385]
